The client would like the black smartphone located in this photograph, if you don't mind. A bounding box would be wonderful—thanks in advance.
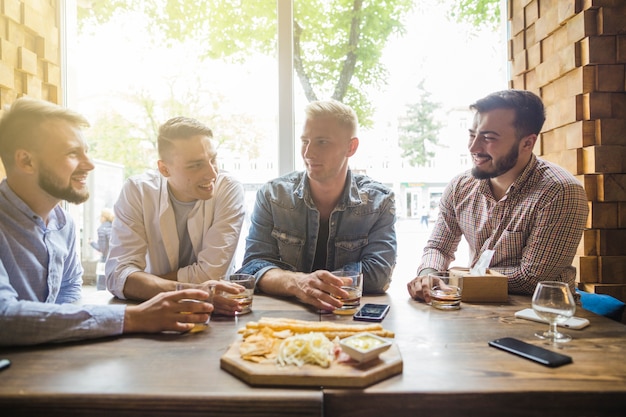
[488,337,572,367]
[353,303,390,322]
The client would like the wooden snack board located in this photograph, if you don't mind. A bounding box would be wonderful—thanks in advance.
[220,338,403,388]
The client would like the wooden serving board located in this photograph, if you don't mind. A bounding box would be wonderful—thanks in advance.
[220,338,403,388]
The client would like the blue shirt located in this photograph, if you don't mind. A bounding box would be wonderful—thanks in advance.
[0,179,125,346]
[239,170,397,293]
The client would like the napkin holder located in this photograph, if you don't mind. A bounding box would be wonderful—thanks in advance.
[449,267,508,302]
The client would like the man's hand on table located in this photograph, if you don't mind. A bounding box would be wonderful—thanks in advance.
[123,289,213,334]
[258,269,351,311]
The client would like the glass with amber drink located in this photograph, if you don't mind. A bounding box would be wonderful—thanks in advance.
[175,282,215,333]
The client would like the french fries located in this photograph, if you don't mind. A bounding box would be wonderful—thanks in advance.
[239,317,395,340]
[238,317,395,365]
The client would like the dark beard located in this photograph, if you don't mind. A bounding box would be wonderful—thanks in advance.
[38,166,90,204]
[471,145,519,180]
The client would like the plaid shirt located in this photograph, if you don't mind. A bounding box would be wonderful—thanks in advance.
[418,154,588,295]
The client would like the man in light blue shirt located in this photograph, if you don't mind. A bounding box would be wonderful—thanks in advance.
[239,100,397,311]
[0,97,214,346]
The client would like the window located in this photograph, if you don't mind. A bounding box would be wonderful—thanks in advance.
[66,0,505,280]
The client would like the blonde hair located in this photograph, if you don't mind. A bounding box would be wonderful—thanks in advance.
[304,99,358,137]
[100,208,115,223]
[0,97,89,168]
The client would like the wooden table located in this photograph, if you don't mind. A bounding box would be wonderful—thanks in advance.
[0,292,322,417]
[1,281,625,417]
[323,283,626,417]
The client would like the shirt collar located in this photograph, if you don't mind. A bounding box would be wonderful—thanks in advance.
[0,178,65,230]
[508,153,538,194]
[294,169,360,208]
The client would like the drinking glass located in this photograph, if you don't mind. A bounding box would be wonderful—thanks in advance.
[428,271,463,310]
[331,270,363,315]
[221,273,256,315]
[175,282,215,333]
[531,281,576,343]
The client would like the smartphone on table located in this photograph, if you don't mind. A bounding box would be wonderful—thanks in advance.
[353,303,390,322]
[488,337,572,367]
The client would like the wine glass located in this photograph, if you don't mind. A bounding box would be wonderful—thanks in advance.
[531,281,576,343]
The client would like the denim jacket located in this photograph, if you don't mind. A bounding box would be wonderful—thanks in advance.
[238,170,397,293]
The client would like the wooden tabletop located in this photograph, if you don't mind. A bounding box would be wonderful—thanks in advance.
[324,283,626,417]
[1,281,625,417]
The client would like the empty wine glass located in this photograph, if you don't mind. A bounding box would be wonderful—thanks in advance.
[531,281,576,343]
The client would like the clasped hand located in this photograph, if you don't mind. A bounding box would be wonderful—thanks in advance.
[293,270,352,311]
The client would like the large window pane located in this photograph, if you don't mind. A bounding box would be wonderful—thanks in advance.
[67,0,506,283]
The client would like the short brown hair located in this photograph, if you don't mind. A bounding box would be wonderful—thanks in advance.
[470,90,545,140]
[0,97,89,168]
[157,117,213,160]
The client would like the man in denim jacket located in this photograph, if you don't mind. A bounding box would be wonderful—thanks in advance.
[238,100,397,311]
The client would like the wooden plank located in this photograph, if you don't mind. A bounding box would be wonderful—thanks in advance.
[611,91,626,118]
[579,229,626,257]
[22,3,50,37]
[597,174,626,201]
[574,255,599,283]
[582,92,613,119]
[535,43,579,88]
[43,62,59,84]
[43,82,58,103]
[582,145,626,174]
[582,0,626,9]
[596,118,626,145]
[567,9,597,44]
[540,148,582,174]
[600,230,626,255]
[2,0,22,24]
[618,34,626,63]
[0,38,17,62]
[599,256,626,283]
[510,74,525,90]
[620,202,626,228]
[534,3,559,41]
[527,42,541,69]
[541,67,595,107]
[576,174,598,200]
[0,61,14,89]
[512,49,527,76]
[525,68,538,90]
[543,95,579,132]
[586,201,619,228]
[526,22,537,47]
[558,0,579,24]
[510,0,527,36]
[524,0,539,26]
[17,46,37,75]
[511,31,525,59]
[596,64,625,91]
[577,229,598,256]
[566,120,596,148]
[35,36,59,64]
[580,36,617,65]
[541,128,568,154]
[597,5,626,35]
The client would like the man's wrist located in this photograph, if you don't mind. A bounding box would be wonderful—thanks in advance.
[418,267,438,277]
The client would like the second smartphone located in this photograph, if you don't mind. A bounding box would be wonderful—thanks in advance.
[353,303,390,322]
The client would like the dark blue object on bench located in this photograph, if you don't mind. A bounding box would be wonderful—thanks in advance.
[577,290,625,322]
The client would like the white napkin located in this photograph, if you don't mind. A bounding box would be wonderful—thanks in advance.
[471,249,495,275]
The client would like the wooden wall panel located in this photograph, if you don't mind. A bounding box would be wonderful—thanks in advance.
[510,1,626,302]
[0,0,60,178]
